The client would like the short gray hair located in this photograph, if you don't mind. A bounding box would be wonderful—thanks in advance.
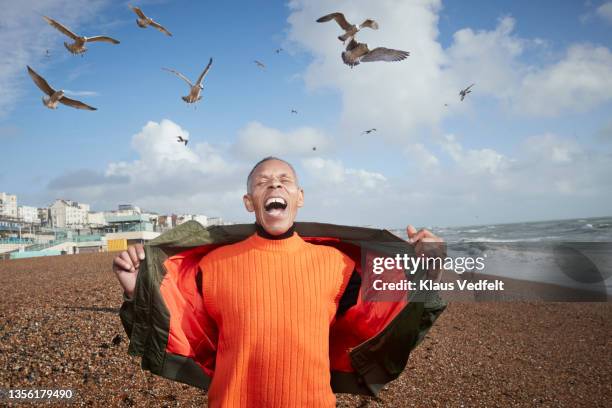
[246,156,298,193]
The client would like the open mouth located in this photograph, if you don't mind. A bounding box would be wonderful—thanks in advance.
[264,197,287,216]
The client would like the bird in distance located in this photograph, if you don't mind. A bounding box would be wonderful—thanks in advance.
[129,5,172,36]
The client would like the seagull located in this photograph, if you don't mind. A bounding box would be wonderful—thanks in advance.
[275,48,283,54]
[291,109,298,114]
[45,49,51,58]
[43,16,120,55]
[177,136,188,145]
[163,58,213,104]
[254,60,266,69]
[316,12,379,43]
[27,66,96,111]
[129,5,172,36]
[341,39,409,68]
[362,128,377,135]
[459,84,475,101]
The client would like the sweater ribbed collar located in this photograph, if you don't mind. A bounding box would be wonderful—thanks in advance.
[248,223,305,252]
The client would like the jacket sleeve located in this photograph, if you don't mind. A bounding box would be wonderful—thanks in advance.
[119,292,135,339]
[336,268,361,316]
[416,290,447,347]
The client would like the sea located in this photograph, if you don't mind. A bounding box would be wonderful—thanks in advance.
[387,216,612,298]
[387,216,612,243]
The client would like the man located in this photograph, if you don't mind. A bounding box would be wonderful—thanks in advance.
[113,157,445,407]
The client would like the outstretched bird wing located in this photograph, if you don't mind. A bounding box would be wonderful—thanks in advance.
[316,12,352,30]
[86,36,120,44]
[59,97,97,111]
[361,47,410,62]
[359,19,379,30]
[149,20,172,36]
[464,83,475,92]
[129,5,147,19]
[195,58,213,86]
[27,66,55,96]
[163,68,194,87]
[43,16,79,40]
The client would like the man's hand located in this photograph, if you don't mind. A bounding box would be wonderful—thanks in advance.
[407,225,446,281]
[112,244,145,299]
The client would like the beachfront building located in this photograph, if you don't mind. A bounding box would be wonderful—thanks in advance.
[0,192,18,218]
[49,199,90,228]
[207,217,224,226]
[18,205,40,224]
[38,208,50,227]
[175,214,208,227]
[87,211,107,227]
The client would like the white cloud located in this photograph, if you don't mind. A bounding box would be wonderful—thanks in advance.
[446,16,525,100]
[404,143,440,170]
[0,0,110,117]
[63,90,99,97]
[596,1,612,24]
[301,158,387,193]
[513,44,612,116]
[233,121,331,159]
[49,119,243,215]
[287,0,456,142]
[439,134,509,175]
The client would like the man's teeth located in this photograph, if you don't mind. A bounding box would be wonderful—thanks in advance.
[265,197,286,206]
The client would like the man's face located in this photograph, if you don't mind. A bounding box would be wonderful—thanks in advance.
[243,159,304,235]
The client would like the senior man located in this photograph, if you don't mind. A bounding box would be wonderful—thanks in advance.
[113,156,446,408]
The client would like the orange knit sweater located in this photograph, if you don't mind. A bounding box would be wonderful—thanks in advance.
[199,232,355,408]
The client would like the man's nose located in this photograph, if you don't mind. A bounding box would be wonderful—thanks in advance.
[268,178,282,188]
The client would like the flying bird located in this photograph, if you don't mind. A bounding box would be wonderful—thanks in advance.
[163,58,213,104]
[129,5,172,36]
[254,60,266,69]
[43,16,120,55]
[177,136,188,145]
[312,146,317,151]
[291,109,298,114]
[459,84,475,101]
[275,48,283,54]
[316,12,379,43]
[362,128,377,135]
[45,49,51,58]
[341,39,409,68]
[27,66,97,111]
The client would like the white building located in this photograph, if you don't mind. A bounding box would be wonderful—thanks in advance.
[38,208,50,226]
[207,217,223,226]
[49,199,89,228]
[0,192,18,218]
[87,212,107,226]
[175,214,208,227]
[18,205,40,223]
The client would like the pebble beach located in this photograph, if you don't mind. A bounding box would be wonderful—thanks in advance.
[1,253,610,407]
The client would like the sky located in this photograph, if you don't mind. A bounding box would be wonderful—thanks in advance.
[0,0,611,228]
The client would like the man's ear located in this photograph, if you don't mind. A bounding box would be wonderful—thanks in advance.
[297,188,304,208]
[243,194,255,212]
